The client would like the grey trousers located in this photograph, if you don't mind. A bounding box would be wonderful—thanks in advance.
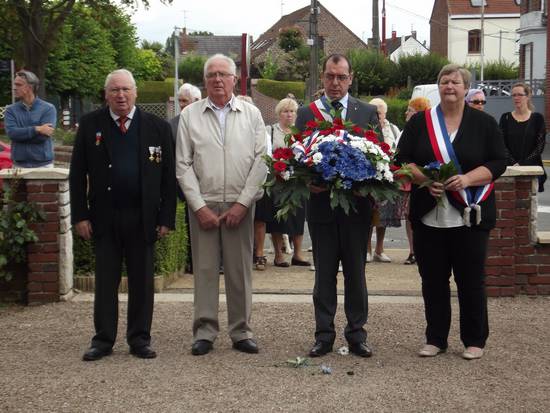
[189,202,255,343]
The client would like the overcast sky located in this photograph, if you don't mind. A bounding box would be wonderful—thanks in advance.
[131,0,435,47]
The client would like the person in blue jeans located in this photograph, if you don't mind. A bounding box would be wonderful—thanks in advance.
[5,70,57,168]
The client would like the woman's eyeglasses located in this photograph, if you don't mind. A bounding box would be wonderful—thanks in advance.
[470,100,486,105]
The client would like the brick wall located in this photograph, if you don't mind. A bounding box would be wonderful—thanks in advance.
[430,0,448,57]
[486,170,550,296]
[250,80,280,126]
[0,169,72,305]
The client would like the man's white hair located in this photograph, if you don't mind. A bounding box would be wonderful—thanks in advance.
[178,83,202,101]
[203,54,237,78]
[104,69,137,89]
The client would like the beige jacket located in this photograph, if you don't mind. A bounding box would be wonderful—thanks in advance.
[176,96,267,212]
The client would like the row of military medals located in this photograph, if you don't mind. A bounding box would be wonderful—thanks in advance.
[148,146,162,163]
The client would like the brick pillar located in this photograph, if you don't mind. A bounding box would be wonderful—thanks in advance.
[0,168,72,305]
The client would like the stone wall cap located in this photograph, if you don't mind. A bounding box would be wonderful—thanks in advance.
[0,167,70,180]
[537,231,550,244]
[501,165,544,177]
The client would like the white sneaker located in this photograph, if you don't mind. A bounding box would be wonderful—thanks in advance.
[418,344,445,357]
[462,346,484,360]
[373,252,391,263]
[366,253,372,263]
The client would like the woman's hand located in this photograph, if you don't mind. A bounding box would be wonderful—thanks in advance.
[444,174,471,192]
[428,181,445,198]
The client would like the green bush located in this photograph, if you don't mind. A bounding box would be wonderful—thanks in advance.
[73,201,188,277]
[395,53,449,87]
[466,60,519,80]
[136,80,175,103]
[178,54,207,85]
[385,98,409,130]
[348,49,398,96]
[257,79,305,101]
[52,129,76,146]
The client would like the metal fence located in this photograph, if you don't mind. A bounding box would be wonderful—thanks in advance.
[473,78,545,97]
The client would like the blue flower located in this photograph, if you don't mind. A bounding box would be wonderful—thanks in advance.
[425,161,442,171]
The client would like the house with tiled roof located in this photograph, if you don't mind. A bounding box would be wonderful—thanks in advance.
[178,30,246,66]
[385,30,429,62]
[251,2,367,67]
[430,0,520,65]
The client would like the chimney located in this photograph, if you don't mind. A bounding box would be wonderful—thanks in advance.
[411,30,417,39]
[391,30,397,39]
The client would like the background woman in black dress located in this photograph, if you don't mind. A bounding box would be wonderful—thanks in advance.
[499,82,547,192]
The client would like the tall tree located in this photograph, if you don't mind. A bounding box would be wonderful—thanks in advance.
[0,0,169,97]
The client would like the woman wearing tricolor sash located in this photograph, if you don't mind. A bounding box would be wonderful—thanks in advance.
[396,64,507,360]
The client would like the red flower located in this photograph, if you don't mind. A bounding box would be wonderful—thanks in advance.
[352,125,363,135]
[306,120,319,129]
[273,147,293,160]
[364,130,378,142]
[333,118,344,129]
[273,161,287,172]
[293,132,303,142]
[319,129,332,136]
[379,142,391,155]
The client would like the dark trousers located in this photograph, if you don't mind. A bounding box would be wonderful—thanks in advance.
[91,208,155,350]
[413,223,490,349]
[309,219,369,345]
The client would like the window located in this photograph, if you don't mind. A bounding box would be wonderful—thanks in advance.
[468,29,481,54]
[470,0,487,6]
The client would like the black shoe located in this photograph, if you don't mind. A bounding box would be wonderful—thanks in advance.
[349,342,373,358]
[232,338,259,354]
[309,341,333,357]
[82,347,112,361]
[291,257,312,266]
[130,345,157,359]
[191,340,213,356]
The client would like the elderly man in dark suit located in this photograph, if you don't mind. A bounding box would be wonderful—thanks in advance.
[70,69,176,361]
[295,54,379,358]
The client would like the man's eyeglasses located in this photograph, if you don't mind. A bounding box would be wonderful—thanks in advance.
[324,74,350,82]
[511,93,527,97]
[205,71,234,79]
[107,87,134,95]
[470,100,486,105]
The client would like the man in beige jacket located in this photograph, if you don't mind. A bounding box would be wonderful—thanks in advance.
[176,54,267,356]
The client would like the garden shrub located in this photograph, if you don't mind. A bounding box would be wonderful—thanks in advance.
[73,201,188,277]
[136,80,174,103]
[257,79,305,101]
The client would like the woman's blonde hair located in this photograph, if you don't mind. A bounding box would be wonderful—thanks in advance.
[368,97,388,114]
[512,82,535,111]
[408,97,431,112]
[275,97,299,116]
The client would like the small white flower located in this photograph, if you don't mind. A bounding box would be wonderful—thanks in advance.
[281,171,291,181]
[312,152,323,165]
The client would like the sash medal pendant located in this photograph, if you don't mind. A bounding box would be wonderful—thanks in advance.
[148,146,155,162]
[95,132,102,146]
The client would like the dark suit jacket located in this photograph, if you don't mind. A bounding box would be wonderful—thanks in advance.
[69,107,176,243]
[396,104,507,230]
[295,95,379,223]
[169,115,180,145]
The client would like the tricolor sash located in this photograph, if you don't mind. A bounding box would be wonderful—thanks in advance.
[425,105,494,227]
[308,96,336,122]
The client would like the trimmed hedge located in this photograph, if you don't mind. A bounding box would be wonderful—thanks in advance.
[73,201,188,277]
[136,80,175,103]
[257,79,305,101]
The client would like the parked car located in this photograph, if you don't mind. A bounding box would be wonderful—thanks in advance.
[0,141,13,170]
[410,84,440,107]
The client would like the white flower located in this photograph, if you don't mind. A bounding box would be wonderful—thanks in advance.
[312,152,323,165]
[281,170,291,181]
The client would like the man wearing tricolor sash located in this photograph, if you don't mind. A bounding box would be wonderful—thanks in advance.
[397,64,507,360]
[296,54,379,358]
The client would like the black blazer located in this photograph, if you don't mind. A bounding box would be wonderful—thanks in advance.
[295,96,379,223]
[396,105,507,230]
[69,107,176,243]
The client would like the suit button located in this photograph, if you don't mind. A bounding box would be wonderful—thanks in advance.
[107,186,111,191]
[108,164,112,168]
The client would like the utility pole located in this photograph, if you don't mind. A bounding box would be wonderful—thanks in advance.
[174,27,181,116]
[480,1,485,82]
[372,0,380,51]
[381,0,387,56]
[308,0,320,100]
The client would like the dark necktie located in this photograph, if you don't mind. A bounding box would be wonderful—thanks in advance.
[331,100,343,111]
[118,116,128,133]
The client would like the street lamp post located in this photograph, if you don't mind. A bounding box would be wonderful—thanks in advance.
[173,26,182,116]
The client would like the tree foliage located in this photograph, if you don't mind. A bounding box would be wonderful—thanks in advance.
[348,49,397,96]
[189,31,213,36]
[178,54,207,85]
[278,27,303,52]
[466,60,519,80]
[394,53,449,87]
[132,49,163,81]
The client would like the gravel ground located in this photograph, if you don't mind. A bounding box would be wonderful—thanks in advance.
[1,297,549,412]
